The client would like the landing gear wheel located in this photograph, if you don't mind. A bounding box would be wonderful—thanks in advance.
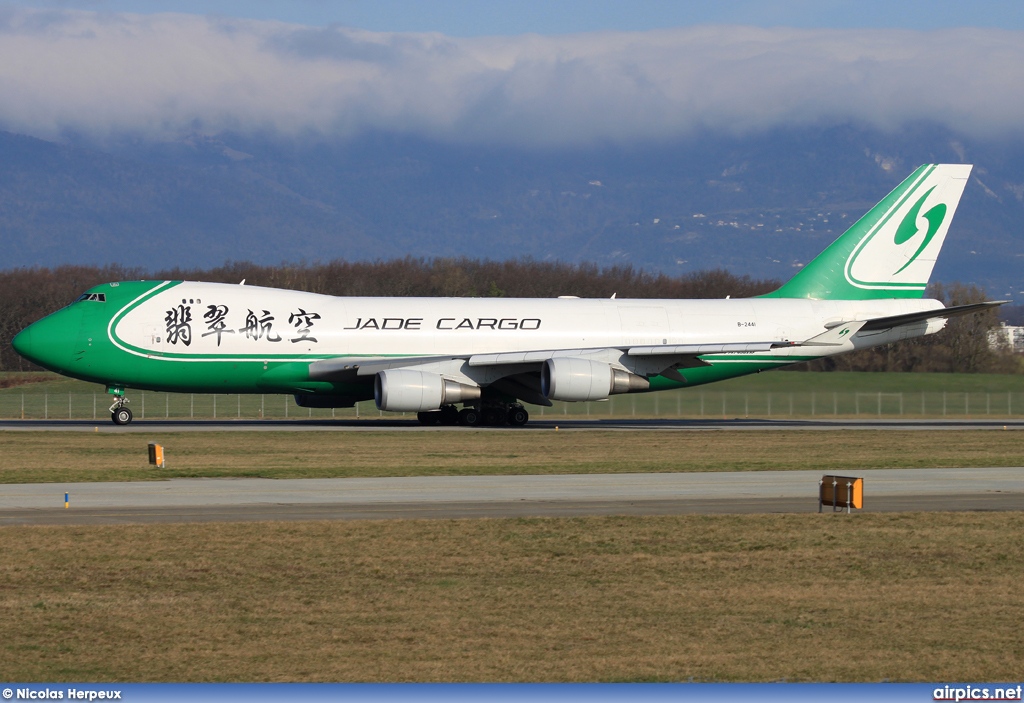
[111,407,133,425]
[417,411,441,425]
[458,407,481,427]
[507,406,529,427]
[439,405,460,426]
[481,408,505,426]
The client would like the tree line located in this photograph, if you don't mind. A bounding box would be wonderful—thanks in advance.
[0,259,1015,374]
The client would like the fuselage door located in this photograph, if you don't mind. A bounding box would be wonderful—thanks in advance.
[618,305,670,345]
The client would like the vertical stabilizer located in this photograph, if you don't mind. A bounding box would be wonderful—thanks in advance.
[766,164,972,300]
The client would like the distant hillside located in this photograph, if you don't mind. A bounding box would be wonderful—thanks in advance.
[2,124,1023,297]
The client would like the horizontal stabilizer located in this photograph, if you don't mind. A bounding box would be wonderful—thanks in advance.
[857,301,1006,331]
[799,301,1006,347]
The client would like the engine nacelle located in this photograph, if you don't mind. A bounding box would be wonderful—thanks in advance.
[374,369,481,412]
[541,358,649,402]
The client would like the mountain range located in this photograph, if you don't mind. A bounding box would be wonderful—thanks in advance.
[1,123,1023,297]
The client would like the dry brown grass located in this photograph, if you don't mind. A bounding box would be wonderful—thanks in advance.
[0,430,1023,484]
[2,512,1022,682]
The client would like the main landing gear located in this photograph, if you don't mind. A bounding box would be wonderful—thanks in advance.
[109,395,133,425]
[417,403,529,427]
[417,404,460,426]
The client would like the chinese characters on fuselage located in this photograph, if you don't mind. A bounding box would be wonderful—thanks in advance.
[241,310,282,342]
[164,302,319,346]
[202,305,233,345]
[164,304,193,346]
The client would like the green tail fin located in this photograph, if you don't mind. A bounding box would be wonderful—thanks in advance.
[765,164,972,300]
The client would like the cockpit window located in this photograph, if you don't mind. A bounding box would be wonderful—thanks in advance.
[75,293,107,303]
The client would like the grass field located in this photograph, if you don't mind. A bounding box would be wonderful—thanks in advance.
[1,430,1023,483]
[4,371,1022,683]
[2,512,1022,682]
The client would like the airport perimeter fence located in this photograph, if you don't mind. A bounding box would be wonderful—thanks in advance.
[2,389,1024,420]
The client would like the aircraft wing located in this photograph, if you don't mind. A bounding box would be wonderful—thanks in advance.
[468,341,796,403]
[623,342,792,356]
[308,340,796,383]
[467,341,792,366]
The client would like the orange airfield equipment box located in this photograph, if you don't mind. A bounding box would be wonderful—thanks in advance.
[819,475,863,513]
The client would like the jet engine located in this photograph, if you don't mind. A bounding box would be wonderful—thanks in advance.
[374,369,481,412]
[541,358,649,402]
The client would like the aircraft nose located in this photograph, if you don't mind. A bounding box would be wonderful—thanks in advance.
[11,307,83,372]
[12,325,32,359]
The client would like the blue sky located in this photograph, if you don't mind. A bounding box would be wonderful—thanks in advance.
[16,0,1024,34]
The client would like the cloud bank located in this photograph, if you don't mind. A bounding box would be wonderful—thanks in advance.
[1,8,1022,145]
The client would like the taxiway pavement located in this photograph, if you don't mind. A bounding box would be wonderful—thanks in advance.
[1,467,1021,525]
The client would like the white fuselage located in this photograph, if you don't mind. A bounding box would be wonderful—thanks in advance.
[113,281,945,363]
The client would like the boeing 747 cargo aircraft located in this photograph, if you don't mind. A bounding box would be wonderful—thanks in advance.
[12,164,1001,426]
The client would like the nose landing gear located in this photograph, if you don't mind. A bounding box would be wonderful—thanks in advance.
[108,390,133,425]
